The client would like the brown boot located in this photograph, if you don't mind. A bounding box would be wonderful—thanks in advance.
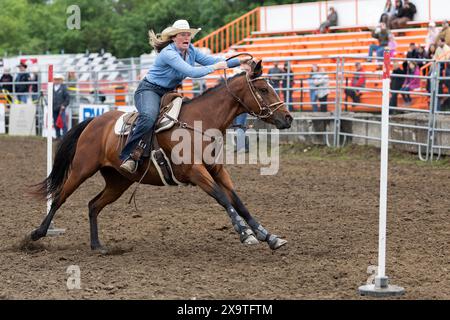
[120,140,146,174]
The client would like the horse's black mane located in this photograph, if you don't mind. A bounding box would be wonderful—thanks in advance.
[183,71,247,105]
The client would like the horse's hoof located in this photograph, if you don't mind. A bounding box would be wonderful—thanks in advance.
[240,229,259,245]
[92,246,109,255]
[268,236,287,250]
[243,234,259,245]
[30,229,43,241]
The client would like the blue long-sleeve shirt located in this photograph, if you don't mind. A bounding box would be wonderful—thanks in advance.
[146,43,240,89]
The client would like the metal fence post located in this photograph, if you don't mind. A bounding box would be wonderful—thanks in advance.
[429,61,440,161]
[333,57,343,147]
[286,60,291,111]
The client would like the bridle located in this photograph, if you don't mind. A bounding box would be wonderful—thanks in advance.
[223,54,285,119]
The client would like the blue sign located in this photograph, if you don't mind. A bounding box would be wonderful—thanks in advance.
[79,104,110,123]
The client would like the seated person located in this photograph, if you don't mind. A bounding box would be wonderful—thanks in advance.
[437,20,450,46]
[379,0,395,26]
[319,7,337,33]
[389,62,405,109]
[390,0,416,29]
[399,61,420,106]
[368,22,390,62]
[345,62,366,104]
[313,67,329,112]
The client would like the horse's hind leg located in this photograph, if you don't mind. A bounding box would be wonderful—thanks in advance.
[88,167,133,253]
[212,166,287,250]
[31,158,99,241]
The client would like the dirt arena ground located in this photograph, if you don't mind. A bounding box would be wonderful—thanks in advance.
[0,136,449,300]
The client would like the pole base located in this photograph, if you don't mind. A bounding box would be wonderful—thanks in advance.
[46,227,65,237]
[358,284,405,297]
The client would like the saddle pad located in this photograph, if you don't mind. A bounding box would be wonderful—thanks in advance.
[155,97,183,133]
[114,112,137,135]
[114,97,183,136]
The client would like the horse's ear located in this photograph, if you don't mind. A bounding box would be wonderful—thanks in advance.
[251,60,263,78]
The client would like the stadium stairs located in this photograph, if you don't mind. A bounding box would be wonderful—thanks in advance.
[188,20,433,113]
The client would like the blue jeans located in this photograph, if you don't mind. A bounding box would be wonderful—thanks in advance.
[308,79,318,111]
[119,79,172,161]
[368,44,385,61]
[17,94,28,103]
[53,109,68,138]
[233,113,248,152]
[400,86,412,103]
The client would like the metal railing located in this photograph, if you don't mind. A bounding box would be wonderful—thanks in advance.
[1,56,449,161]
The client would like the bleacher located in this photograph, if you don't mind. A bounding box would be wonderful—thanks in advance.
[189,0,445,113]
[231,26,430,112]
[184,25,431,112]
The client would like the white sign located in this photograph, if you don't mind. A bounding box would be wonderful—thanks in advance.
[0,104,5,134]
[9,103,36,136]
[117,105,137,113]
[79,104,110,123]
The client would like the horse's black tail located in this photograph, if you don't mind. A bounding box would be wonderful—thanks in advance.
[31,118,94,201]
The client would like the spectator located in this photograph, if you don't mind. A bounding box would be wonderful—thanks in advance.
[282,62,294,110]
[390,0,416,29]
[0,67,13,93]
[307,64,319,112]
[53,74,70,140]
[399,61,420,106]
[402,42,419,71]
[425,22,439,51]
[319,7,338,34]
[416,46,426,69]
[435,37,450,61]
[434,37,450,101]
[388,33,398,58]
[29,65,39,103]
[313,67,329,112]
[268,63,284,95]
[345,62,366,104]
[379,0,395,25]
[424,44,437,92]
[426,43,437,60]
[389,61,405,110]
[14,62,31,103]
[436,20,450,46]
[389,0,403,29]
[0,67,13,106]
[368,22,390,62]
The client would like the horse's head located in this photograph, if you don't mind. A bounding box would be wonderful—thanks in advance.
[233,60,293,129]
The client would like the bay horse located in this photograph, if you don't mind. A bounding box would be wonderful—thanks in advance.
[30,60,293,253]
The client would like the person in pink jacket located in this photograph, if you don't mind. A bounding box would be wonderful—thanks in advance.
[400,61,420,106]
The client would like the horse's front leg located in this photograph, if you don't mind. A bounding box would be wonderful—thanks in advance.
[211,166,287,250]
[189,165,258,245]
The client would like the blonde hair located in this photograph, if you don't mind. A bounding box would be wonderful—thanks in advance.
[149,30,173,53]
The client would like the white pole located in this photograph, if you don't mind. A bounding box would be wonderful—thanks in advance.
[46,65,65,236]
[378,51,391,279]
[47,65,53,215]
[358,50,404,296]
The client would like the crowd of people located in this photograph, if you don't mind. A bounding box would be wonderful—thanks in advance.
[0,62,71,139]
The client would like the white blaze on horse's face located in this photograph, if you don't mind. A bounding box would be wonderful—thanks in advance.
[173,32,192,52]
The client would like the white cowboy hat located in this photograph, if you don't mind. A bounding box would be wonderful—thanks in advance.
[54,74,65,80]
[160,20,201,41]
